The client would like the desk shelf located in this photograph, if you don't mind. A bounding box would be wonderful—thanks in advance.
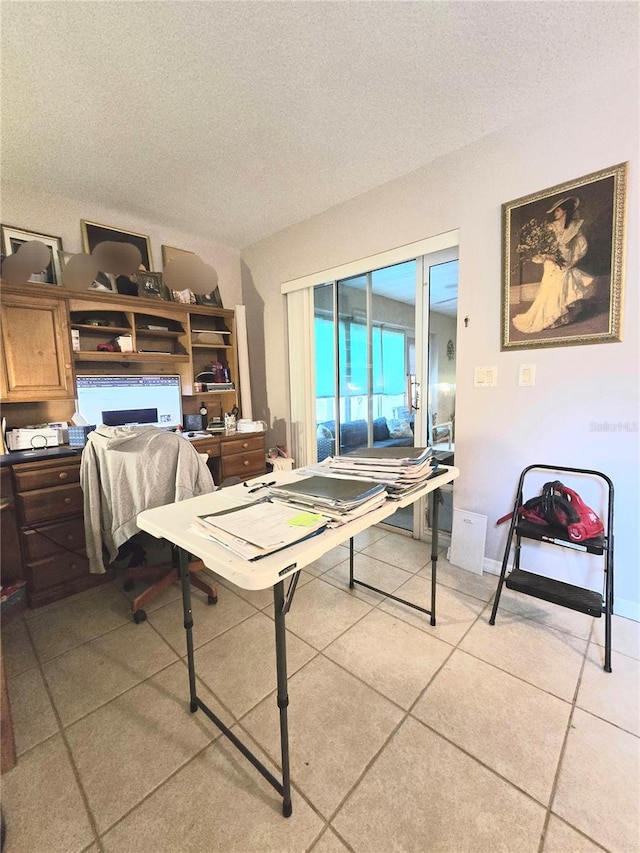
[73,351,190,363]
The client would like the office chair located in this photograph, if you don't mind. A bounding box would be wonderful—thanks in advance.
[81,425,218,623]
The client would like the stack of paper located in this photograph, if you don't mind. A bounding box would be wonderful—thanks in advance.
[269,475,387,520]
[323,446,440,498]
[192,499,327,561]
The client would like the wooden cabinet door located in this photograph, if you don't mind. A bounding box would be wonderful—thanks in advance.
[0,292,74,401]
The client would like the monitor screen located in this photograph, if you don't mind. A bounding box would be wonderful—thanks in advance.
[76,375,183,430]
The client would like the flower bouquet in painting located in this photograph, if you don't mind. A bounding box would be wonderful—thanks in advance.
[515,218,565,269]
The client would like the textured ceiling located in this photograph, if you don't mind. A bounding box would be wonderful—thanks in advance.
[1,1,637,250]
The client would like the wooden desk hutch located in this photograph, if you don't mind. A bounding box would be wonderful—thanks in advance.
[0,282,265,609]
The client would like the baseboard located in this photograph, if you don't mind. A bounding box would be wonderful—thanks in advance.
[483,558,502,576]
[614,598,640,622]
[482,558,639,622]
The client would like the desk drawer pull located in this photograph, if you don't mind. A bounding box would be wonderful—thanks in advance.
[243,459,249,466]
[58,472,69,480]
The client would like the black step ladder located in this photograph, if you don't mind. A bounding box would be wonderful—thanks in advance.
[489,464,614,672]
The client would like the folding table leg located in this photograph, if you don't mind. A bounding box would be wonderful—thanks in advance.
[273,580,293,816]
[178,547,198,710]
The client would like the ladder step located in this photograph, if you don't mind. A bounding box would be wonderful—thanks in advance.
[505,569,604,616]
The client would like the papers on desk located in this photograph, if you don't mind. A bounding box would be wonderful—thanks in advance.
[319,446,439,498]
[192,500,327,561]
[267,475,388,523]
[269,475,385,509]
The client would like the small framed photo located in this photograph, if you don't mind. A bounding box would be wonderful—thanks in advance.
[501,162,627,350]
[1,225,63,285]
[60,251,117,292]
[134,271,169,300]
[171,288,196,304]
[195,286,223,308]
[82,220,154,271]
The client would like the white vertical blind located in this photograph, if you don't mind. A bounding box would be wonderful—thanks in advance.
[234,304,252,420]
[286,289,316,466]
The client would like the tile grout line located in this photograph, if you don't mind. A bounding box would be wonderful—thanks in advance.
[537,617,595,853]
[21,614,106,853]
[313,576,486,831]
[5,549,636,852]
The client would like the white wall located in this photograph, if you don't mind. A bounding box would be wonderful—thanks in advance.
[242,82,639,618]
[1,181,243,306]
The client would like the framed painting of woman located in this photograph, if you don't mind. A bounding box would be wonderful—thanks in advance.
[501,163,627,350]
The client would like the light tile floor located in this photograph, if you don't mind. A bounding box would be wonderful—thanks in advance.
[2,529,639,852]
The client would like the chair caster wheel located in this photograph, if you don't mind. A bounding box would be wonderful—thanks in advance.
[133,609,147,624]
[123,579,134,592]
[207,594,218,605]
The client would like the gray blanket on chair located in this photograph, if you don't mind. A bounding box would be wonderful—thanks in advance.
[81,426,214,573]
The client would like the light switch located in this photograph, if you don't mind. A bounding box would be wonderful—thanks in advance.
[519,363,536,387]
[474,366,497,387]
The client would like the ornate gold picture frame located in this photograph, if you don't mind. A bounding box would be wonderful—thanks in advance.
[501,163,627,350]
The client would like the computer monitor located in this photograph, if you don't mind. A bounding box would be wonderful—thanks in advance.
[76,375,183,430]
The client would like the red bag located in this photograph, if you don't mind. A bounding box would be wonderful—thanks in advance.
[499,480,604,542]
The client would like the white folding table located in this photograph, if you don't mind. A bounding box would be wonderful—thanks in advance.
[137,465,459,816]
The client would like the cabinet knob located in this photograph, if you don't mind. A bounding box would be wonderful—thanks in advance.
[59,472,69,480]
[64,497,72,504]
[243,459,249,466]
[70,562,77,571]
[67,533,75,541]
[242,442,249,449]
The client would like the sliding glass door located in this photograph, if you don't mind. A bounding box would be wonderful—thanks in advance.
[285,230,458,541]
[314,261,417,530]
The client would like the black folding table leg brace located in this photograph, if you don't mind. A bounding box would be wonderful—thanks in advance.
[348,487,442,626]
[177,547,294,816]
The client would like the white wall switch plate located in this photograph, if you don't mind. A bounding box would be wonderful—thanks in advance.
[474,366,497,387]
[519,363,536,386]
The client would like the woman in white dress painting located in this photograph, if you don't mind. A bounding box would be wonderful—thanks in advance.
[513,196,594,333]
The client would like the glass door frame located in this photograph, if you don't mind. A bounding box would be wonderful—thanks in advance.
[412,245,459,543]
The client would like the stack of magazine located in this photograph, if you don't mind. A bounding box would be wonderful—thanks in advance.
[268,475,388,522]
[322,446,440,499]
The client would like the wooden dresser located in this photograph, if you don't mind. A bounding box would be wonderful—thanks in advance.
[190,431,266,484]
[9,455,113,608]
[1,431,265,609]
